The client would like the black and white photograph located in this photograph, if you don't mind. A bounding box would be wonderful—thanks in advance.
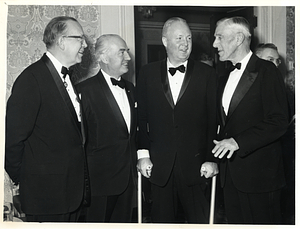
[1,1,297,229]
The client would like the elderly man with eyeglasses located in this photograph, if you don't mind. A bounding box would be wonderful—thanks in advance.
[5,16,89,222]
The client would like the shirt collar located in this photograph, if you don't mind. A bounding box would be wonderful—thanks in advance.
[46,51,64,77]
[101,69,122,87]
[238,51,252,72]
[167,58,188,69]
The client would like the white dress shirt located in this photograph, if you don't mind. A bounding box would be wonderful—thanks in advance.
[46,51,81,122]
[167,59,187,104]
[222,51,252,115]
[102,69,131,133]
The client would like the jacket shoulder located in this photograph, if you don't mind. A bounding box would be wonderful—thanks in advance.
[140,60,164,71]
[76,74,99,92]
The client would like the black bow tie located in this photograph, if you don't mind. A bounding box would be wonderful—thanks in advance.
[61,66,73,87]
[168,65,186,76]
[111,77,125,89]
[61,66,73,77]
[229,63,241,72]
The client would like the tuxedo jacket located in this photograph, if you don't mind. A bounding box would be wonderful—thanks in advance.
[5,54,86,215]
[137,59,217,187]
[217,54,289,193]
[76,72,137,196]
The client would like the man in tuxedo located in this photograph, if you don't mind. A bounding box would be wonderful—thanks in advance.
[76,34,137,223]
[212,17,289,224]
[5,16,89,222]
[136,17,218,223]
[255,43,281,68]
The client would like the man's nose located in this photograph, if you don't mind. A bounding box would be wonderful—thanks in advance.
[125,51,131,61]
[212,39,218,48]
[82,39,88,48]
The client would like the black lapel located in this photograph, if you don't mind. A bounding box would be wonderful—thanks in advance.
[124,80,136,135]
[177,59,193,103]
[42,54,80,128]
[227,54,258,118]
[97,72,129,133]
[218,74,230,127]
[160,60,175,108]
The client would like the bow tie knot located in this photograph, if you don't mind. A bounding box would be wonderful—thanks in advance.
[229,62,241,72]
[168,65,186,76]
[111,77,125,89]
[61,66,73,77]
[61,66,73,88]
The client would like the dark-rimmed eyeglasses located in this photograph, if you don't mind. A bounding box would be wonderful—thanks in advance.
[62,35,86,44]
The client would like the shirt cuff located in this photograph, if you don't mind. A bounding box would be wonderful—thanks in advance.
[137,149,150,159]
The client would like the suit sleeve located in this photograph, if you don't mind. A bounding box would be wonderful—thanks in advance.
[136,66,151,150]
[234,65,289,157]
[5,72,41,184]
[205,67,218,162]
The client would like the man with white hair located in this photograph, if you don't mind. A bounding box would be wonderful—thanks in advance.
[212,17,289,224]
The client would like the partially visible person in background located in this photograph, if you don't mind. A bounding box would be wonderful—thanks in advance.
[199,52,214,67]
[255,43,281,67]
[76,34,137,223]
[256,42,295,224]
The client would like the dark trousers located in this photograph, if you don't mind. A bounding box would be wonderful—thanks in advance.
[223,167,282,224]
[85,176,135,223]
[26,206,82,222]
[151,161,209,224]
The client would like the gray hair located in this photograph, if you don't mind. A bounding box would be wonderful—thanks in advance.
[217,16,251,42]
[162,17,189,38]
[255,43,278,56]
[94,34,122,62]
[43,16,78,49]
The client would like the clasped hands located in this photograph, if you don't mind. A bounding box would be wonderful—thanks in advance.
[137,158,218,179]
[212,138,239,159]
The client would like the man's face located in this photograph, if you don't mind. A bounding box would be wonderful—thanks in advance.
[259,48,281,67]
[163,21,192,66]
[63,20,87,67]
[105,37,131,77]
[213,22,239,62]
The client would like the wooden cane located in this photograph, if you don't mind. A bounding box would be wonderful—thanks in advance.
[138,171,142,224]
[209,175,217,224]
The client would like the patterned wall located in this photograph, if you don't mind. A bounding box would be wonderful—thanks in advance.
[285,6,295,115]
[6,5,102,100]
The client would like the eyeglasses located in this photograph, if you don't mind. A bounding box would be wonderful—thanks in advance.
[267,57,281,66]
[63,35,86,44]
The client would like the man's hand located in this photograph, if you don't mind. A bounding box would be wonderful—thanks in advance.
[200,162,219,178]
[137,158,153,178]
[212,138,239,159]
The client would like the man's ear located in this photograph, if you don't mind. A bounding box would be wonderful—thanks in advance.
[57,36,65,50]
[162,37,167,48]
[236,32,245,46]
[100,53,108,64]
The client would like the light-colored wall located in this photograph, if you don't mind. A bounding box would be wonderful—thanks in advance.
[5,5,135,100]
[254,6,287,76]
